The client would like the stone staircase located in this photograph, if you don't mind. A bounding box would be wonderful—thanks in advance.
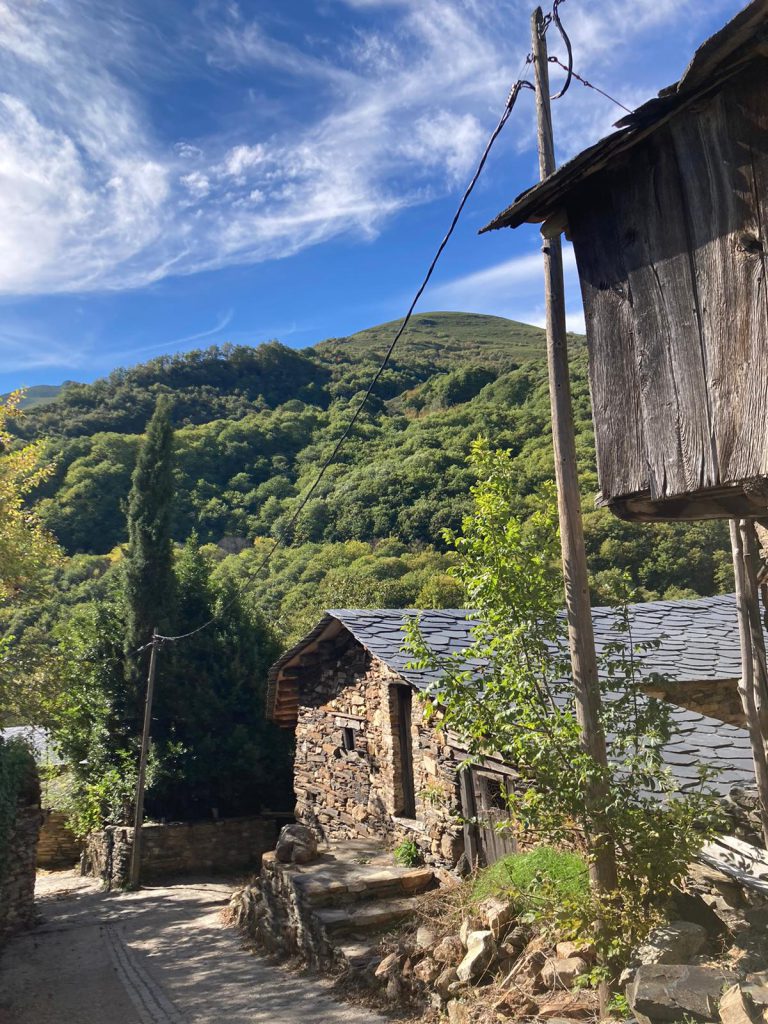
[258,840,437,969]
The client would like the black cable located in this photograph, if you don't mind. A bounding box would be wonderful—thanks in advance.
[143,75,535,650]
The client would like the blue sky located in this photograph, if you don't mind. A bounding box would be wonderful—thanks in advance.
[0,0,745,393]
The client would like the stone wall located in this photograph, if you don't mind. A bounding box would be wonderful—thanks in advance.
[37,810,82,868]
[293,639,464,868]
[646,679,744,727]
[82,814,280,888]
[0,759,43,943]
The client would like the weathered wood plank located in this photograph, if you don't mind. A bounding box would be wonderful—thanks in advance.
[670,64,768,488]
[617,131,716,499]
[568,184,649,499]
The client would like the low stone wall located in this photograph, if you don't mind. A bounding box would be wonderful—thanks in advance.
[0,759,43,943]
[37,810,81,868]
[83,815,281,888]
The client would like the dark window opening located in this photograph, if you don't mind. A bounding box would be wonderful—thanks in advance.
[342,727,356,752]
[394,686,416,818]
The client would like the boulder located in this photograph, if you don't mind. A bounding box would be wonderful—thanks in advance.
[275,824,317,864]
[435,966,460,998]
[635,921,708,965]
[479,897,515,939]
[541,956,589,989]
[628,964,738,1024]
[415,924,438,951]
[459,917,482,947]
[433,935,465,965]
[535,989,599,1020]
[414,957,440,984]
[374,952,400,979]
[719,985,760,1024]
[457,930,497,983]
[447,1000,471,1024]
[555,940,595,964]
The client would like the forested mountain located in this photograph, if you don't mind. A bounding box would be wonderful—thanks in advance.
[9,312,732,647]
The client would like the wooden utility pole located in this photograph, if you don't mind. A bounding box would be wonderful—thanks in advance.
[129,628,159,890]
[530,7,618,894]
[730,521,768,846]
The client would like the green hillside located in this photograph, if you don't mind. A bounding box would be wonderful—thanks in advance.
[2,383,66,409]
[7,311,733,649]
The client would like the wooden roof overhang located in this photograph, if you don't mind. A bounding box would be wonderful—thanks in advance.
[482,0,768,524]
[266,614,345,729]
[482,0,768,239]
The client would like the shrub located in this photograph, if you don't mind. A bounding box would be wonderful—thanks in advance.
[393,838,423,867]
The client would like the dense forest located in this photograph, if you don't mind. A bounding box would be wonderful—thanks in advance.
[8,311,732,652]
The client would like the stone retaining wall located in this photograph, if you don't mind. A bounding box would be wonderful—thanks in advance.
[83,814,280,888]
[37,810,81,868]
[293,639,465,868]
[0,761,43,943]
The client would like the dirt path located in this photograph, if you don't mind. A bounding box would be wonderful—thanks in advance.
[0,871,388,1024]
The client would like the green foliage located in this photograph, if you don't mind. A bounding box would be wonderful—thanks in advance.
[124,397,176,655]
[405,439,724,964]
[470,848,589,913]
[0,738,37,881]
[393,837,423,867]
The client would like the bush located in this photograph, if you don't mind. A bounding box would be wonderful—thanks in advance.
[393,838,423,867]
[0,738,37,882]
[471,847,589,914]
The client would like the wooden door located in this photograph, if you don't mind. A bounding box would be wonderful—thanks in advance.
[461,768,517,867]
[396,687,416,818]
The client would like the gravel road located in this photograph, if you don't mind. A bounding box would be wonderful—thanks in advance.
[0,871,388,1024]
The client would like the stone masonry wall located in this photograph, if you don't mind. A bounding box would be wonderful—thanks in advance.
[83,815,279,889]
[0,761,43,943]
[645,679,745,727]
[293,639,464,868]
[37,810,82,868]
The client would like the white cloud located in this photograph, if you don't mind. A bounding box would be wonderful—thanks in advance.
[425,244,585,332]
[0,0,746,296]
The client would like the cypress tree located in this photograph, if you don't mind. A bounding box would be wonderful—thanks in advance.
[124,397,175,661]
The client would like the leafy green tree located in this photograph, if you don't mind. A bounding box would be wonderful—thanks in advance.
[124,398,175,657]
[406,439,723,968]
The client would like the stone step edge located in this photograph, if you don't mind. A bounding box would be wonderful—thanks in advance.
[294,867,436,907]
[314,896,419,935]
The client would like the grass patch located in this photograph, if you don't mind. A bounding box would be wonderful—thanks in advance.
[471,847,589,911]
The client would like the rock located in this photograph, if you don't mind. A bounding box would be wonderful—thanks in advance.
[672,888,728,936]
[495,992,539,1018]
[635,921,708,965]
[535,989,599,1019]
[414,957,440,984]
[434,935,465,965]
[434,966,459,998]
[742,985,768,1012]
[374,952,400,978]
[556,940,596,963]
[479,896,515,939]
[506,925,530,949]
[459,917,481,947]
[719,985,759,1024]
[385,975,402,1001]
[457,930,497,983]
[455,853,471,878]
[274,824,317,864]
[415,924,438,951]
[541,956,589,989]
[447,1000,470,1024]
[628,964,738,1024]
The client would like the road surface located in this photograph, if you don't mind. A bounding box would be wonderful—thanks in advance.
[0,871,387,1024]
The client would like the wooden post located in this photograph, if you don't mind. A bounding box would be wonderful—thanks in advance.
[530,7,618,894]
[731,521,768,846]
[459,767,480,868]
[129,628,159,890]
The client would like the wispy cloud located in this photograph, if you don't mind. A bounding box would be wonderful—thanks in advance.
[0,0,744,297]
[426,244,585,332]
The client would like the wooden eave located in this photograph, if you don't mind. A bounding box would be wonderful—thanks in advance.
[481,0,768,235]
[266,615,346,728]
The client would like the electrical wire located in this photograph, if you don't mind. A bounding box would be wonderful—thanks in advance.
[138,69,537,653]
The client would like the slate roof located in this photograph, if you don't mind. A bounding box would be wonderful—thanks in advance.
[481,0,768,232]
[268,593,757,797]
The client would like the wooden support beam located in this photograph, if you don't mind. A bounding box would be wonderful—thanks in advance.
[531,6,618,897]
[730,519,768,847]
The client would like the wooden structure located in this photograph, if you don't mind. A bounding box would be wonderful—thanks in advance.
[484,0,768,523]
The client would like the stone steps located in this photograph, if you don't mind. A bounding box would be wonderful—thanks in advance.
[294,865,435,908]
[315,895,419,936]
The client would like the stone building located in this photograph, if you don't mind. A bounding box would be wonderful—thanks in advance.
[266,596,759,868]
